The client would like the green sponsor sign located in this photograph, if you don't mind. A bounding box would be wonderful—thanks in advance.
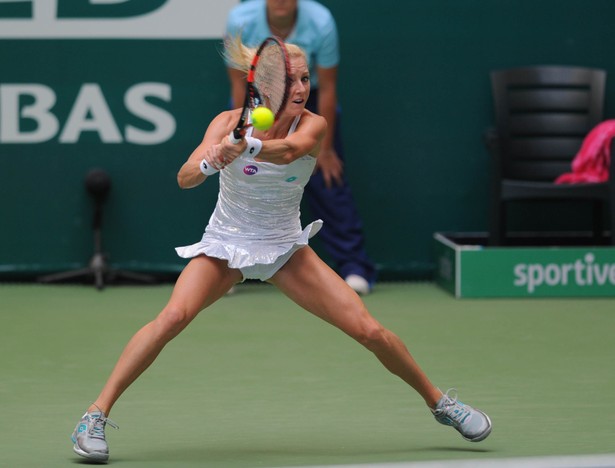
[434,233,615,297]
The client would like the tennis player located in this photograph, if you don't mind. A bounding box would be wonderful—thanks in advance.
[70,39,492,463]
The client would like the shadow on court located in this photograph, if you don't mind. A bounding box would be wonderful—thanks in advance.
[114,444,493,465]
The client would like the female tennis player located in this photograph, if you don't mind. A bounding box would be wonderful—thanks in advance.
[70,39,491,462]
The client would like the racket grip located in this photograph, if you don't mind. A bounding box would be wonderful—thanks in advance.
[229,130,242,145]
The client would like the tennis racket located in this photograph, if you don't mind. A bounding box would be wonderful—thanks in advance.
[229,36,291,144]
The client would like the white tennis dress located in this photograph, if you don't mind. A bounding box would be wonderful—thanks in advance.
[175,115,322,281]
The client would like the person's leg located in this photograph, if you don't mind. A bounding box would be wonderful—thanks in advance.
[91,255,241,415]
[270,246,440,407]
[304,95,376,287]
[72,256,241,461]
[303,174,376,285]
[270,247,492,443]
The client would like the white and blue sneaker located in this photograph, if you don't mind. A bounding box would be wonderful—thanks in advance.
[345,274,371,295]
[71,407,118,462]
[432,389,492,442]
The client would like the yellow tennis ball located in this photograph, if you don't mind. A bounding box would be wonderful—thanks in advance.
[252,106,275,131]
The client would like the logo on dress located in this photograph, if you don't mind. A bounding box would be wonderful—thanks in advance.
[243,165,258,175]
[286,176,297,182]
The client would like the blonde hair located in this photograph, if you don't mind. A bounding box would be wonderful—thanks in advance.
[224,35,307,72]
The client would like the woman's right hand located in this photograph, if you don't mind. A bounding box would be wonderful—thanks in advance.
[218,135,248,166]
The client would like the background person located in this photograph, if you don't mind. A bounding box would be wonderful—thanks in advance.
[225,0,376,295]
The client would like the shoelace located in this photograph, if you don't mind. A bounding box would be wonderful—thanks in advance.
[433,388,471,424]
[89,413,119,440]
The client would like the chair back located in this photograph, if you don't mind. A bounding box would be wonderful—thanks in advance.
[491,66,606,181]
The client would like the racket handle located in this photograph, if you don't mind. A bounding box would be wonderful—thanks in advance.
[229,130,242,145]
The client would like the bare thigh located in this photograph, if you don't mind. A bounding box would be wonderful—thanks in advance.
[162,255,242,328]
[269,247,381,339]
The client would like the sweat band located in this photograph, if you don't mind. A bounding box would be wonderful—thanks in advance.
[199,158,220,176]
[243,136,263,158]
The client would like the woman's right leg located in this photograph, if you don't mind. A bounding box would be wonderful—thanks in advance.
[90,255,241,415]
[73,255,240,462]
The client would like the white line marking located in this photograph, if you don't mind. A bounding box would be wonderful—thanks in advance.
[291,453,615,468]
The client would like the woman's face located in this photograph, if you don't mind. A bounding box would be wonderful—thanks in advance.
[284,56,310,116]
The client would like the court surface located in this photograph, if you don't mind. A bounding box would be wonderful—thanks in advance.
[1,282,614,467]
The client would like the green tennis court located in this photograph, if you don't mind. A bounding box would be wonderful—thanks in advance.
[1,282,614,467]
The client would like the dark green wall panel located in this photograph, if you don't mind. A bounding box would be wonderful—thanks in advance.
[2,1,615,279]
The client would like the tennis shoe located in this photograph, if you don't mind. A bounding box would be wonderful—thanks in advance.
[345,274,370,295]
[432,389,492,442]
[71,407,118,462]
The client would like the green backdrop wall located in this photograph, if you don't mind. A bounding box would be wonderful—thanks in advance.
[2,0,615,280]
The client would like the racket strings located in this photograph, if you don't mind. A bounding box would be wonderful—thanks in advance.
[254,44,288,115]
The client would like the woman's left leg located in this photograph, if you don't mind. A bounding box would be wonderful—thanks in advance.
[269,246,441,408]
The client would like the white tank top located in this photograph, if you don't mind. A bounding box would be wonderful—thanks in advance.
[175,115,322,269]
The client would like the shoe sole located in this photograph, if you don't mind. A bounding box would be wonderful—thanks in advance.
[73,443,109,463]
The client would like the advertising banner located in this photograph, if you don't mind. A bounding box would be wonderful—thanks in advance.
[0,0,239,276]
[434,233,615,298]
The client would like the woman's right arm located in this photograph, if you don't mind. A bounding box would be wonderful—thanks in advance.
[177,111,246,189]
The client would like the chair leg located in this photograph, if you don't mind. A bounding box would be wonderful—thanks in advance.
[610,199,615,246]
[592,201,604,244]
[489,200,505,246]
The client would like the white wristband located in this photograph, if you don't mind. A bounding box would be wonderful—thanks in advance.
[244,136,263,158]
[199,159,219,176]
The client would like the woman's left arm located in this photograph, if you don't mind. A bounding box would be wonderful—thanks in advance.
[253,113,327,165]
